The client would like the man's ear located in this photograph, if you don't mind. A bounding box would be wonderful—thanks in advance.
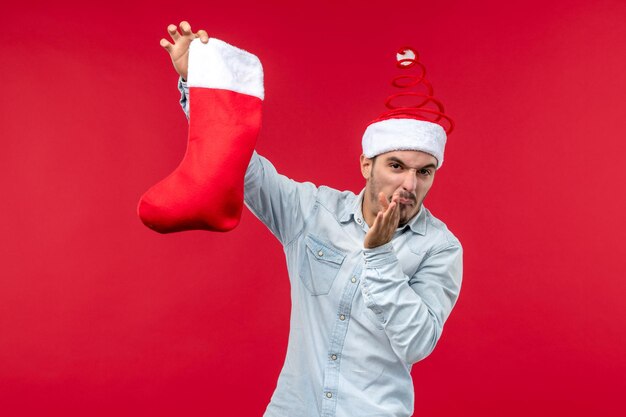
[360,154,373,180]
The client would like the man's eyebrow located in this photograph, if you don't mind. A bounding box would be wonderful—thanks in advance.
[386,156,407,166]
[386,156,436,170]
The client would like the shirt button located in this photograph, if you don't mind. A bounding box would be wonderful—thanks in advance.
[318,250,324,257]
[357,218,362,224]
[331,354,337,360]
[326,392,333,399]
[351,276,357,283]
[339,314,346,321]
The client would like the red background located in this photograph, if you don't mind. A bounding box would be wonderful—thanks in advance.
[2,0,626,416]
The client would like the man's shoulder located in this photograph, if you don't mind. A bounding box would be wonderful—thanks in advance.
[315,185,358,217]
[421,207,462,251]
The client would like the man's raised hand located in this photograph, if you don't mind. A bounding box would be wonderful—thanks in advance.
[364,192,401,249]
[159,21,209,81]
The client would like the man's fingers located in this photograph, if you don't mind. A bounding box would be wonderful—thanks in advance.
[160,38,174,53]
[376,203,396,227]
[384,192,401,223]
[378,192,389,210]
[390,191,401,206]
[389,201,400,223]
[371,211,383,231]
[179,21,193,36]
[383,201,397,221]
[167,24,180,42]
[381,201,400,229]
[196,29,209,43]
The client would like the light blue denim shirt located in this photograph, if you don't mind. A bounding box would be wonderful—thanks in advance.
[178,78,463,417]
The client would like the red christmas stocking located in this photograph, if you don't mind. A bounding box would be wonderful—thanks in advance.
[138,38,264,233]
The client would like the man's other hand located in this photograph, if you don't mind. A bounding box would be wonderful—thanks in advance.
[364,192,401,249]
[159,21,209,81]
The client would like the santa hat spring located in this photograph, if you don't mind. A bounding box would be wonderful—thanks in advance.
[362,47,454,169]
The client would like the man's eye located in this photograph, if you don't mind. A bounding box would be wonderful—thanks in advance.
[390,163,402,170]
[419,169,432,176]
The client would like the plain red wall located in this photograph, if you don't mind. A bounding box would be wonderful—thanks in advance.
[2,0,625,416]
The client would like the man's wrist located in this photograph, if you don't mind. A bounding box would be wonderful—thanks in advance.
[363,242,397,267]
[364,239,390,249]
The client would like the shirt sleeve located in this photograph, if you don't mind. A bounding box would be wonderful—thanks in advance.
[359,239,463,365]
[177,76,318,245]
[243,153,318,245]
[178,76,190,120]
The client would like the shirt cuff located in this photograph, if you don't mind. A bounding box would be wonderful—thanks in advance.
[363,242,398,267]
[178,76,188,92]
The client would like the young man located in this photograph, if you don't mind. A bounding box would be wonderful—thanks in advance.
[160,21,462,417]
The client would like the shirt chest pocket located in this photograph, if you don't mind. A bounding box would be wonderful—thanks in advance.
[298,234,346,295]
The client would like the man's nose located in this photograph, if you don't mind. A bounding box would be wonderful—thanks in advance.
[402,170,418,192]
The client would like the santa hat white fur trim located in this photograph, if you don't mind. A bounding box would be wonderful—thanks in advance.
[187,38,264,100]
[362,118,447,168]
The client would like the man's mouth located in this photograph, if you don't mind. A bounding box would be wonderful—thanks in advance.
[395,192,417,206]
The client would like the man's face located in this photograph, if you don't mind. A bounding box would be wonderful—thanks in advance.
[360,150,437,227]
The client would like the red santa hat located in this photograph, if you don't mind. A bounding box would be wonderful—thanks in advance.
[362,47,454,169]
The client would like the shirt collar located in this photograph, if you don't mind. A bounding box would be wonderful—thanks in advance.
[339,188,427,235]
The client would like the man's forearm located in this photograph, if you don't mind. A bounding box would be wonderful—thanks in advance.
[360,241,463,365]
